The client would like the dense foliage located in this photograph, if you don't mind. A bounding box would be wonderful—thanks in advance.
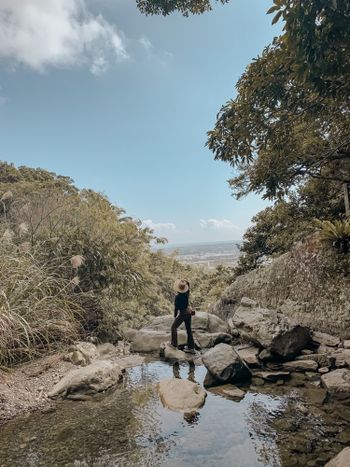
[136,0,228,16]
[0,162,232,365]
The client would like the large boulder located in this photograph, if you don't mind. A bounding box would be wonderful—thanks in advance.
[325,447,350,467]
[158,378,206,412]
[321,369,350,400]
[48,360,123,400]
[232,304,311,358]
[202,343,251,387]
[124,312,228,352]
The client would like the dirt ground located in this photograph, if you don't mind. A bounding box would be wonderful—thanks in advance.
[0,352,75,426]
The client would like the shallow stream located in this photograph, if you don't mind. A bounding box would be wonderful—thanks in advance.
[0,360,349,467]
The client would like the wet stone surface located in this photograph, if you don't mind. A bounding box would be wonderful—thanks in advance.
[0,360,349,467]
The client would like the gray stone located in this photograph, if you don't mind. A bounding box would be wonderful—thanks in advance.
[202,343,251,386]
[196,332,232,349]
[331,349,350,368]
[234,345,260,367]
[283,360,318,372]
[65,342,98,366]
[48,360,123,400]
[227,318,240,337]
[343,340,350,349]
[221,386,245,400]
[296,353,335,368]
[319,367,330,374]
[325,447,350,467]
[158,378,206,412]
[232,305,311,358]
[259,349,274,363]
[160,343,199,363]
[312,331,340,348]
[301,349,314,355]
[124,328,187,352]
[321,369,350,400]
[240,297,258,308]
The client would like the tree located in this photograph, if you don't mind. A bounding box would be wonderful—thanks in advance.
[136,0,228,16]
[207,42,350,200]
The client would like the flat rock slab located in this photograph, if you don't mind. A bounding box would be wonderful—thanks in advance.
[253,371,290,382]
[221,386,245,400]
[325,447,350,467]
[202,343,251,386]
[234,345,260,367]
[321,369,350,400]
[124,329,187,352]
[160,343,201,363]
[158,378,206,412]
[312,332,340,348]
[283,360,318,372]
[48,360,123,400]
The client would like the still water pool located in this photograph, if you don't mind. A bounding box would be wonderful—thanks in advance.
[0,361,348,467]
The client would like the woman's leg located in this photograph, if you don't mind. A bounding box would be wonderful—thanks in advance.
[184,316,195,349]
[171,314,184,347]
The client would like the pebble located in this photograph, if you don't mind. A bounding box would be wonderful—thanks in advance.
[318,367,329,374]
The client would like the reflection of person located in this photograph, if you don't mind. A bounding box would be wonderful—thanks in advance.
[172,362,196,383]
[170,279,195,353]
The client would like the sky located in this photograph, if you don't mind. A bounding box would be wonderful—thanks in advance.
[0,0,280,244]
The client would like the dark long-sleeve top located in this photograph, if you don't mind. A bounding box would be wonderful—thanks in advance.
[174,293,189,317]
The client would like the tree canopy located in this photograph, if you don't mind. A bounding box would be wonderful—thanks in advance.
[136,0,228,16]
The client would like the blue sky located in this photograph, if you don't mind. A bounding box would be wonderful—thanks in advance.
[0,0,279,244]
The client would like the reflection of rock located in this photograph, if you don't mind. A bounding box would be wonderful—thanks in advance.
[124,312,229,352]
[325,447,350,467]
[253,370,290,382]
[202,343,251,387]
[232,303,311,358]
[48,360,123,400]
[282,360,318,372]
[157,378,206,412]
[321,369,350,400]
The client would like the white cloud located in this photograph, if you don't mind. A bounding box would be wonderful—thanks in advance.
[142,219,176,232]
[200,218,240,231]
[0,0,128,74]
[139,36,154,52]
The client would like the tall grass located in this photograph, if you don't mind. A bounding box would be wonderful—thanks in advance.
[0,243,83,366]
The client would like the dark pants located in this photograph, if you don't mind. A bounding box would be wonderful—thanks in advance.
[171,312,194,349]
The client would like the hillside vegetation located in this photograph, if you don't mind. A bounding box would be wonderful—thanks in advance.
[0,163,233,366]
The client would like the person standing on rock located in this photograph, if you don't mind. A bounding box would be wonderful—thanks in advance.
[170,279,195,354]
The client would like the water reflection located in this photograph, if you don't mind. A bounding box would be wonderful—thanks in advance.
[0,361,344,467]
[172,361,196,383]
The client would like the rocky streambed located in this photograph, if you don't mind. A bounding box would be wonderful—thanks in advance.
[0,299,350,466]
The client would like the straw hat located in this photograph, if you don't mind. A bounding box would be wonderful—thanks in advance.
[174,279,189,294]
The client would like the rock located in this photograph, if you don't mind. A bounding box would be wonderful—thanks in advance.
[312,332,340,348]
[160,343,199,363]
[253,371,290,382]
[97,343,119,357]
[344,340,350,349]
[296,354,335,368]
[202,343,251,387]
[227,318,240,337]
[283,360,318,372]
[203,371,218,388]
[48,360,123,400]
[65,342,98,366]
[301,349,314,355]
[240,297,258,308]
[221,386,245,400]
[331,349,350,368]
[325,447,350,467]
[319,367,330,374]
[302,387,327,405]
[157,378,206,412]
[235,345,260,367]
[251,377,265,386]
[232,304,311,358]
[124,328,187,352]
[259,349,274,363]
[196,332,232,349]
[321,369,350,400]
[124,312,228,352]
